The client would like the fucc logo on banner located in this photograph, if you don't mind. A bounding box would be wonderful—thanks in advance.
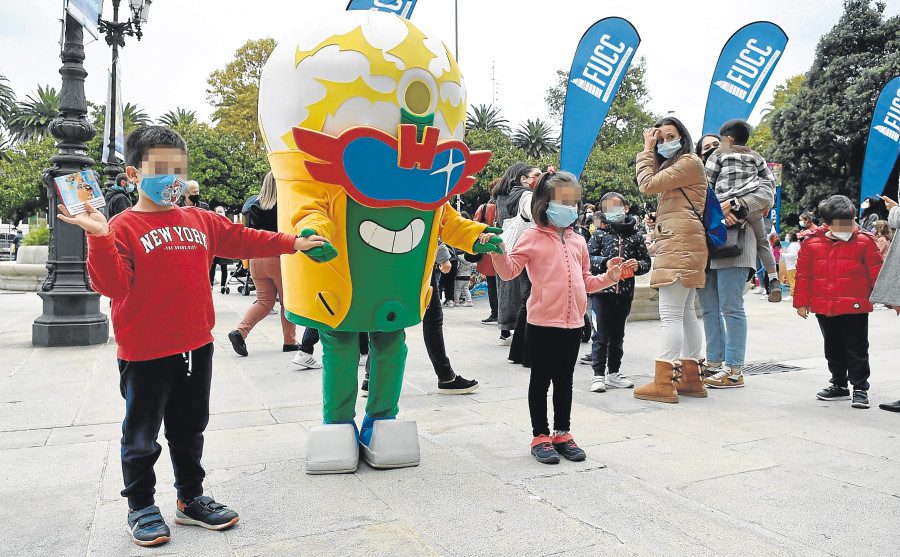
[714,39,782,105]
[873,87,900,142]
[570,35,634,104]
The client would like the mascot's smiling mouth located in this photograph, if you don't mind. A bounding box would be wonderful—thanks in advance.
[359,218,426,254]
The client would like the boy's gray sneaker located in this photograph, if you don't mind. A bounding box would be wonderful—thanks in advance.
[852,390,869,409]
[175,496,239,530]
[817,385,850,401]
[127,505,170,546]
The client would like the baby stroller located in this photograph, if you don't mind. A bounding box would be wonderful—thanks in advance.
[223,259,256,296]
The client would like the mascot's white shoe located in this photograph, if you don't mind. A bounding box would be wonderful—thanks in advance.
[305,423,359,475]
[359,416,420,469]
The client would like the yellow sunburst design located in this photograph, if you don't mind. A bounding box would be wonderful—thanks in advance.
[281,16,465,148]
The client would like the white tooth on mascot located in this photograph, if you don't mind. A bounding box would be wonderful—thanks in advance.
[258,10,503,474]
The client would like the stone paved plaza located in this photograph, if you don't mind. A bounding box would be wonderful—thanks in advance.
[1,288,899,556]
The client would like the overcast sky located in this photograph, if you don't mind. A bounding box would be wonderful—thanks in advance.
[2,1,899,142]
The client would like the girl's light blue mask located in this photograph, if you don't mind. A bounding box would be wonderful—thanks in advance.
[547,202,578,229]
[604,207,626,223]
[657,138,682,159]
[140,174,185,206]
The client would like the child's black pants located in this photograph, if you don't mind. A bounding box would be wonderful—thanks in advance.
[118,343,213,510]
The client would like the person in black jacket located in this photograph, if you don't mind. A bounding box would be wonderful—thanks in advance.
[584,192,651,393]
[228,173,311,364]
[102,173,134,219]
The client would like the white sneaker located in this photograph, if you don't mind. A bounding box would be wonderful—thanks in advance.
[499,335,512,346]
[605,372,635,389]
[359,354,368,367]
[463,301,474,307]
[590,376,607,393]
[292,350,322,369]
[783,295,793,302]
[751,286,763,294]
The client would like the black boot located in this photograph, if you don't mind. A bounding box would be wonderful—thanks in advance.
[878,400,900,412]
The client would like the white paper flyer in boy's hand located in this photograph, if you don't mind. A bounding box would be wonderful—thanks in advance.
[54,171,106,215]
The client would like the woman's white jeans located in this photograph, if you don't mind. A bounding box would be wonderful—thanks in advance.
[657,279,703,361]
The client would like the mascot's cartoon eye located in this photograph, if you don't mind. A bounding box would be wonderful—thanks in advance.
[404,80,431,116]
[396,69,438,117]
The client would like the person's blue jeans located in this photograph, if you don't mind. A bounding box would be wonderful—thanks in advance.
[697,267,751,368]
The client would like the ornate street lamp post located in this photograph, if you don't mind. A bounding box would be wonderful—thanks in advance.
[99,0,151,187]
[33,14,108,346]
[32,2,151,346]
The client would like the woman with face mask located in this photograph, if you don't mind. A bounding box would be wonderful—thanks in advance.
[633,116,710,403]
[494,163,541,367]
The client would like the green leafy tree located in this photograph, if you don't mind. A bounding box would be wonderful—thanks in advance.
[0,137,56,222]
[461,128,528,206]
[545,57,655,149]
[207,38,276,144]
[512,118,558,159]
[158,108,197,128]
[748,74,806,154]
[465,104,510,134]
[768,0,900,210]
[178,123,270,211]
[6,85,58,143]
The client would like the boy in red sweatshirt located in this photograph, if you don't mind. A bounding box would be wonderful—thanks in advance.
[58,126,327,547]
[793,195,883,410]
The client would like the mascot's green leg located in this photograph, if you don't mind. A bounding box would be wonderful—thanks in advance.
[320,330,362,423]
[365,330,408,419]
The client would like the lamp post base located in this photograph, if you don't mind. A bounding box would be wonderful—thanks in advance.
[32,290,109,347]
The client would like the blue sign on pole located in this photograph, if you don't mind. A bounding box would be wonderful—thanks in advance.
[701,22,788,137]
[560,17,640,179]
[346,0,417,19]
[66,0,103,40]
[860,76,900,209]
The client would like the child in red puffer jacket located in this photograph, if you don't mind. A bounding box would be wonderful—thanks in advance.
[794,195,884,409]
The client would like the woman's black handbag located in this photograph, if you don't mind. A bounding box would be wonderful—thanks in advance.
[710,223,745,259]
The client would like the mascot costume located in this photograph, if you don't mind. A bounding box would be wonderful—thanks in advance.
[258,9,502,474]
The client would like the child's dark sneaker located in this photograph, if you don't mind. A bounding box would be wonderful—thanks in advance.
[127,505,170,546]
[852,390,870,409]
[550,432,586,461]
[816,385,850,401]
[530,435,560,464]
[228,330,248,356]
[579,354,593,365]
[360,379,369,397]
[175,496,239,530]
[437,375,479,394]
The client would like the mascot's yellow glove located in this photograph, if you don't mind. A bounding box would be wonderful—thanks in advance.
[300,228,339,263]
[473,226,504,255]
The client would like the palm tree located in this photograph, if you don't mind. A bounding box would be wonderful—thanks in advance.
[157,107,197,128]
[6,84,58,142]
[512,118,558,159]
[123,102,151,129]
[0,74,16,121]
[466,104,510,134]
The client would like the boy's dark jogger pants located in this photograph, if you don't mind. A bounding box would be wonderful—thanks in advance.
[119,342,213,510]
[527,324,581,437]
[816,313,871,391]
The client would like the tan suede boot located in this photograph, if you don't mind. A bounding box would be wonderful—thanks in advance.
[634,359,680,403]
[677,358,708,398]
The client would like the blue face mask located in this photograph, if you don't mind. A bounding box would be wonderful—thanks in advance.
[125,183,136,194]
[140,174,185,206]
[546,202,578,229]
[657,138,682,159]
[604,207,626,223]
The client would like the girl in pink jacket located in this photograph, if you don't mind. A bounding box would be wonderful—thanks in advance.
[492,171,626,465]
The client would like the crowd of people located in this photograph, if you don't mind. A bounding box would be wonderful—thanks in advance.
[66,120,898,547]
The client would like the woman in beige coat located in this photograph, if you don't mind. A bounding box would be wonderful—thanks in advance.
[633,116,709,403]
